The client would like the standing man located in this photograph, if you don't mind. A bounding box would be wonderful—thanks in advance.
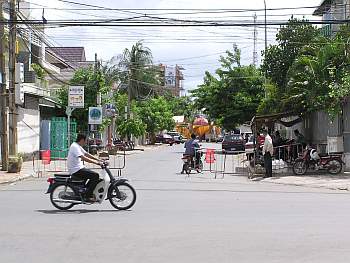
[294,129,306,147]
[262,130,273,178]
[67,134,101,202]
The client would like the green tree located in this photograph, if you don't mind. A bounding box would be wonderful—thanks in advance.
[57,66,108,132]
[191,47,265,130]
[166,95,194,119]
[261,19,320,96]
[113,93,145,139]
[285,32,350,116]
[138,97,175,143]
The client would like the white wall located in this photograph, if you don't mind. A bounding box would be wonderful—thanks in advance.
[17,107,40,154]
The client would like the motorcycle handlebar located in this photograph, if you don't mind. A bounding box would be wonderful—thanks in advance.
[100,160,109,168]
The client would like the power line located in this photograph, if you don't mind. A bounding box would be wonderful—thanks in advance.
[44,1,334,13]
[6,18,350,27]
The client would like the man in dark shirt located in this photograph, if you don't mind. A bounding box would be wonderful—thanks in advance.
[181,134,200,174]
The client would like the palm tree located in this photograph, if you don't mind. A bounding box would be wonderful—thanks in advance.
[119,41,159,99]
[101,56,121,87]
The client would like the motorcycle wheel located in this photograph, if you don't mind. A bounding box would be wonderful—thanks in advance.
[50,184,76,210]
[327,159,342,175]
[185,164,191,175]
[293,160,307,175]
[109,182,137,210]
[197,161,204,173]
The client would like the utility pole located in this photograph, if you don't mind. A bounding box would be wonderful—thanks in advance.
[127,74,131,121]
[95,53,101,108]
[264,0,267,55]
[263,0,268,98]
[126,66,132,141]
[0,0,8,170]
[94,53,98,72]
[253,13,258,66]
[8,0,17,156]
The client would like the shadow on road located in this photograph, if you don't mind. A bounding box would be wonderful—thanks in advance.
[35,209,130,214]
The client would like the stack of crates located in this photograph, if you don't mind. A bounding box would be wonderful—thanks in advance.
[50,117,77,159]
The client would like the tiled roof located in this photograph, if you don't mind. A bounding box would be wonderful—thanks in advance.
[46,47,86,62]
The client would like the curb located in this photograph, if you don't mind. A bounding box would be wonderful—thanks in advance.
[259,178,350,191]
[0,173,35,185]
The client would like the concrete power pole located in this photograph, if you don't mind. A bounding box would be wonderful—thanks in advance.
[0,0,8,170]
[126,65,132,141]
[8,0,17,156]
[253,13,258,66]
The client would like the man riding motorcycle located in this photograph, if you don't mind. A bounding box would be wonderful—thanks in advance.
[67,134,102,202]
[181,134,200,174]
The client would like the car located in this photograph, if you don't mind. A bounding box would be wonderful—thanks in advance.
[166,131,184,144]
[222,134,245,153]
[156,134,175,145]
[216,134,224,143]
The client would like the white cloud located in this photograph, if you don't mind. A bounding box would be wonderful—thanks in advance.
[28,0,321,89]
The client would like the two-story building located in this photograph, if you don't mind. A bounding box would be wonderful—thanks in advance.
[0,1,66,159]
[314,0,350,36]
[0,1,89,159]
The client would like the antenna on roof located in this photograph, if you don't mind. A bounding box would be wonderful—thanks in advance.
[42,8,47,24]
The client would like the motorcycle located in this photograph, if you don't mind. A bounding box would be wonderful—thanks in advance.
[182,151,204,175]
[293,147,344,175]
[46,162,136,211]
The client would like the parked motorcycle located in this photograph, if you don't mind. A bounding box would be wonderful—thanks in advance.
[182,151,204,175]
[46,162,136,210]
[293,147,344,175]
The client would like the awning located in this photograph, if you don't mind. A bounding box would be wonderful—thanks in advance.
[39,97,62,108]
[251,111,302,130]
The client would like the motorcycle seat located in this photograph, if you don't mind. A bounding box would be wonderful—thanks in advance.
[54,173,70,177]
[53,173,85,183]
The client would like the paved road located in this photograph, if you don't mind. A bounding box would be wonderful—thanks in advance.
[1,144,350,263]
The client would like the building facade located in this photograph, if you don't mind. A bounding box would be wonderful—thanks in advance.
[0,1,65,159]
[314,0,350,36]
[159,64,184,97]
[311,1,350,170]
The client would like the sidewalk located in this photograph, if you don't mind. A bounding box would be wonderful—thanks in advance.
[0,145,164,185]
[0,161,35,185]
[259,173,350,191]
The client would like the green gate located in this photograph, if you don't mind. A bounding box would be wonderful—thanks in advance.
[50,117,77,159]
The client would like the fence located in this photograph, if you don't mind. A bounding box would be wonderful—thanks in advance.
[247,143,305,178]
[32,148,126,177]
[195,148,249,178]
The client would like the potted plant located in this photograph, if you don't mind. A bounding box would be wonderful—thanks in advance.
[7,154,23,173]
[31,63,47,88]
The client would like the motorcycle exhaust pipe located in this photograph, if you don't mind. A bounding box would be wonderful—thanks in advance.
[52,198,83,204]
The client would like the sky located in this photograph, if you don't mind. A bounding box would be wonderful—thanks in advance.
[28,0,322,92]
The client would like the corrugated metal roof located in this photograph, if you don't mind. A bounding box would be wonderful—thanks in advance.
[313,0,332,16]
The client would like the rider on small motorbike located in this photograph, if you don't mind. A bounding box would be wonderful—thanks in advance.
[67,134,102,202]
[181,134,200,174]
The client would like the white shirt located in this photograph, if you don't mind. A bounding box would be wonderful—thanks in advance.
[67,142,87,174]
[262,134,274,156]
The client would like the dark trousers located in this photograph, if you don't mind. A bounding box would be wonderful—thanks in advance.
[72,168,99,198]
[264,152,272,177]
